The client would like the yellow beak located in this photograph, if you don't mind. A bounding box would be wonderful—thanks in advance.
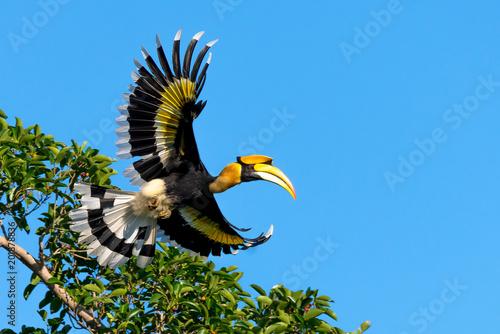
[253,164,296,200]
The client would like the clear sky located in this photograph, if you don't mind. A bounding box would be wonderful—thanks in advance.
[1,1,500,333]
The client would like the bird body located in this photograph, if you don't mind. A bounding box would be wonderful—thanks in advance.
[69,29,295,269]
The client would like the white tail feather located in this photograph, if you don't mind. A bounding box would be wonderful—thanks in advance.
[69,182,159,269]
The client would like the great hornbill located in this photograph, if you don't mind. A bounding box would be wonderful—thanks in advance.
[69,29,296,269]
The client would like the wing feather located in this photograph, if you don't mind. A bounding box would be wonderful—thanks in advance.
[155,35,175,83]
[157,198,273,257]
[117,30,215,187]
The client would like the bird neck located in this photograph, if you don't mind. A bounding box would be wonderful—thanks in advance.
[208,163,241,194]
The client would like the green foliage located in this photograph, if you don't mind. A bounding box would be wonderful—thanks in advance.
[0,111,370,333]
[0,108,116,238]
[74,245,369,333]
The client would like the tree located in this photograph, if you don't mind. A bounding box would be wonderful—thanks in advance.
[0,111,371,334]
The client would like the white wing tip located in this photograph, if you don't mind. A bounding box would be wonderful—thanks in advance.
[265,225,274,238]
[141,46,150,59]
[131,71,140,82]
[206,39,218,48]
[127,84,136,93]
[116,149,132,160]
[193,31,205,41]
[117,104,128,111]
[174,28,182,41]
[133,58,142,69]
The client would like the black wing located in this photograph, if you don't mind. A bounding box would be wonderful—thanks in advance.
[157,193,273,257]
[115,29,217,187]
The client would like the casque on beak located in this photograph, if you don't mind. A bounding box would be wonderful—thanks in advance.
[236,155,296,199]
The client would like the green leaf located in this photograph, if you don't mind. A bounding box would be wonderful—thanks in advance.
[208,261,215,270]
[71,139,81,153]
[324,309,338,321]
[46,146,60,156]
[105,312,115,323]
[92,278,106,292]
[15,117,24,138]
[34,124,41,136]
[291,290,303,303]
[208,275,219,289]
[98,171,116,186]
[96,160,112,170]
[23,284,37,300]
[251,327,264,334]
[315,323,333,332]
[180,286,194,294]
[149,293,162,303]
[126,308,143,320]
[109,288,127,297]
[93,154,113,162]
[173,282,181,297]
[292,313,305,325]
[250,284,267,296]
[316,300,330,307]
[0,129,8,141]
[46,277,63,285]
[277,310,290,324]
[157,241,170,253]
[303,308,324,321]
[255,296,272,305]
[241,297,256,308]
[37,310,47,321]
[23,284,36,300]
[317,295,333,301]
[50,297,62,313]
[84,284,103,294]
[39,291,52,308]
[200,303,209,320]
[264,324,287,334]
[30,273,41,285]
[360,321,371,331]
[179,301,201,313]
[55,147,71,164]
[16,216,30,233]
[219,290,236,304]
[226,265,238,272]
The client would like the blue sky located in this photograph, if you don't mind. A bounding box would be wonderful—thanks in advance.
[1,1,500,333]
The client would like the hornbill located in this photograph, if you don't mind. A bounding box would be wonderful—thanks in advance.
[69,29,296,269]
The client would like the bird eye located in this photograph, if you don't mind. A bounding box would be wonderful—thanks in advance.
[249,165,254,170]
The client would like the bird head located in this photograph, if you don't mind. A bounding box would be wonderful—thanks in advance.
[209,155,296,199]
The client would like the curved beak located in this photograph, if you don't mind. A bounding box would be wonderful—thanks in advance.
[253,164,296,199]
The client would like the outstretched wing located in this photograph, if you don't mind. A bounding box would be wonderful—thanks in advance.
[116,29,217,187]
[156,193,273,258]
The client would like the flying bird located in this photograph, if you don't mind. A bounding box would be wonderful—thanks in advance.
[69,29,296,269]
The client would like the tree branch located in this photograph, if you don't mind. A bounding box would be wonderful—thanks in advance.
[0,236,105,332]
[0,219,8,239]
